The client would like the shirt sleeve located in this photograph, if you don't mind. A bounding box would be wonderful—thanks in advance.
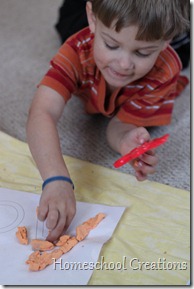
[38,41,81,102]
[116,76,180,126]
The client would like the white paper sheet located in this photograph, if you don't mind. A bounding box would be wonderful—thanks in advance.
[0,188,125,285]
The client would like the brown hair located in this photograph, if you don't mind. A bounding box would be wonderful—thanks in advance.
[90,0,190,41]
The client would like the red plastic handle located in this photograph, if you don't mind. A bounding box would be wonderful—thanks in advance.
[113,134,169,168]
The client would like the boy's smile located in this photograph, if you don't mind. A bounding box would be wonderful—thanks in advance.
[105,66,135,83]
[87,8,168,92]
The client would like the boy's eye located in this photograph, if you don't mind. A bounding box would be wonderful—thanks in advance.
[105,42,118,50]
[136,51,151,57]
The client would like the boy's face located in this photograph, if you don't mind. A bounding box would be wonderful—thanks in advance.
[87,4,168,90]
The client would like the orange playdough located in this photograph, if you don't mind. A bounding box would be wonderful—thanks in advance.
[16,226,28,245]
[55,234,70,246]
[25,213,106,271]
[60,237,78,253]
[26,237,79,271]
[26,251,54,271]
[76,213,106,241]
[31,239,55,251]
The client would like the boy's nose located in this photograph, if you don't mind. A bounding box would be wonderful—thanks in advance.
[119,54,134,70]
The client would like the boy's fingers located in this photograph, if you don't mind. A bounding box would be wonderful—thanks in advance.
[46,208,59,230]
[136,127,150,144]
[46,216,66,242]
[135,171,147,181]
[139,153,159,166]
[135,162,156,175]
[37,204,48,222]
[64,210,76,231]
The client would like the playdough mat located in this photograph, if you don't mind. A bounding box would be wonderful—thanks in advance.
[0,132,190,285]
[0,188,125,285]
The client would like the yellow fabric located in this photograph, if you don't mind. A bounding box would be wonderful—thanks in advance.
[0,132,190,285]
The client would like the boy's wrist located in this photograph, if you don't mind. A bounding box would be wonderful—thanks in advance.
[42,176,74,191]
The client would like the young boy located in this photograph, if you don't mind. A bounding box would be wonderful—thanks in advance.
[27,0,189,242]
[55,0,190,69]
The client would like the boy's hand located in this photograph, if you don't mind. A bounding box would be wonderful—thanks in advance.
[120,127,159,181]
[37,181,76,242]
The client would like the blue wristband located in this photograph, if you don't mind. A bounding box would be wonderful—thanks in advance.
[42,176,74,191]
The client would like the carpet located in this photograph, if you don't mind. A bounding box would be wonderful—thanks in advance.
[0,0,190,190]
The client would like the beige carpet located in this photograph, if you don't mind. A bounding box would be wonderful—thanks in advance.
[0,0,190,190]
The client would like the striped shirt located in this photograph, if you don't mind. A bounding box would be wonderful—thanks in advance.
[39,27,188,126]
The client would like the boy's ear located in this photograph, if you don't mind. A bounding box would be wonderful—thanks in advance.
[86,1,96,33]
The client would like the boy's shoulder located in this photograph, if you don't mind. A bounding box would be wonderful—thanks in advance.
[55,27,94,69]
[147,45,182,84]
[65,27,94,51]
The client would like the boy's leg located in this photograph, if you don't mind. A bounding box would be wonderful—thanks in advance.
[55,0,88,43]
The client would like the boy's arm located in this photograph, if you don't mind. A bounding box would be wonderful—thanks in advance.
[27,85,76,242]
[106,116,158,181]
[27,85,68,179]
